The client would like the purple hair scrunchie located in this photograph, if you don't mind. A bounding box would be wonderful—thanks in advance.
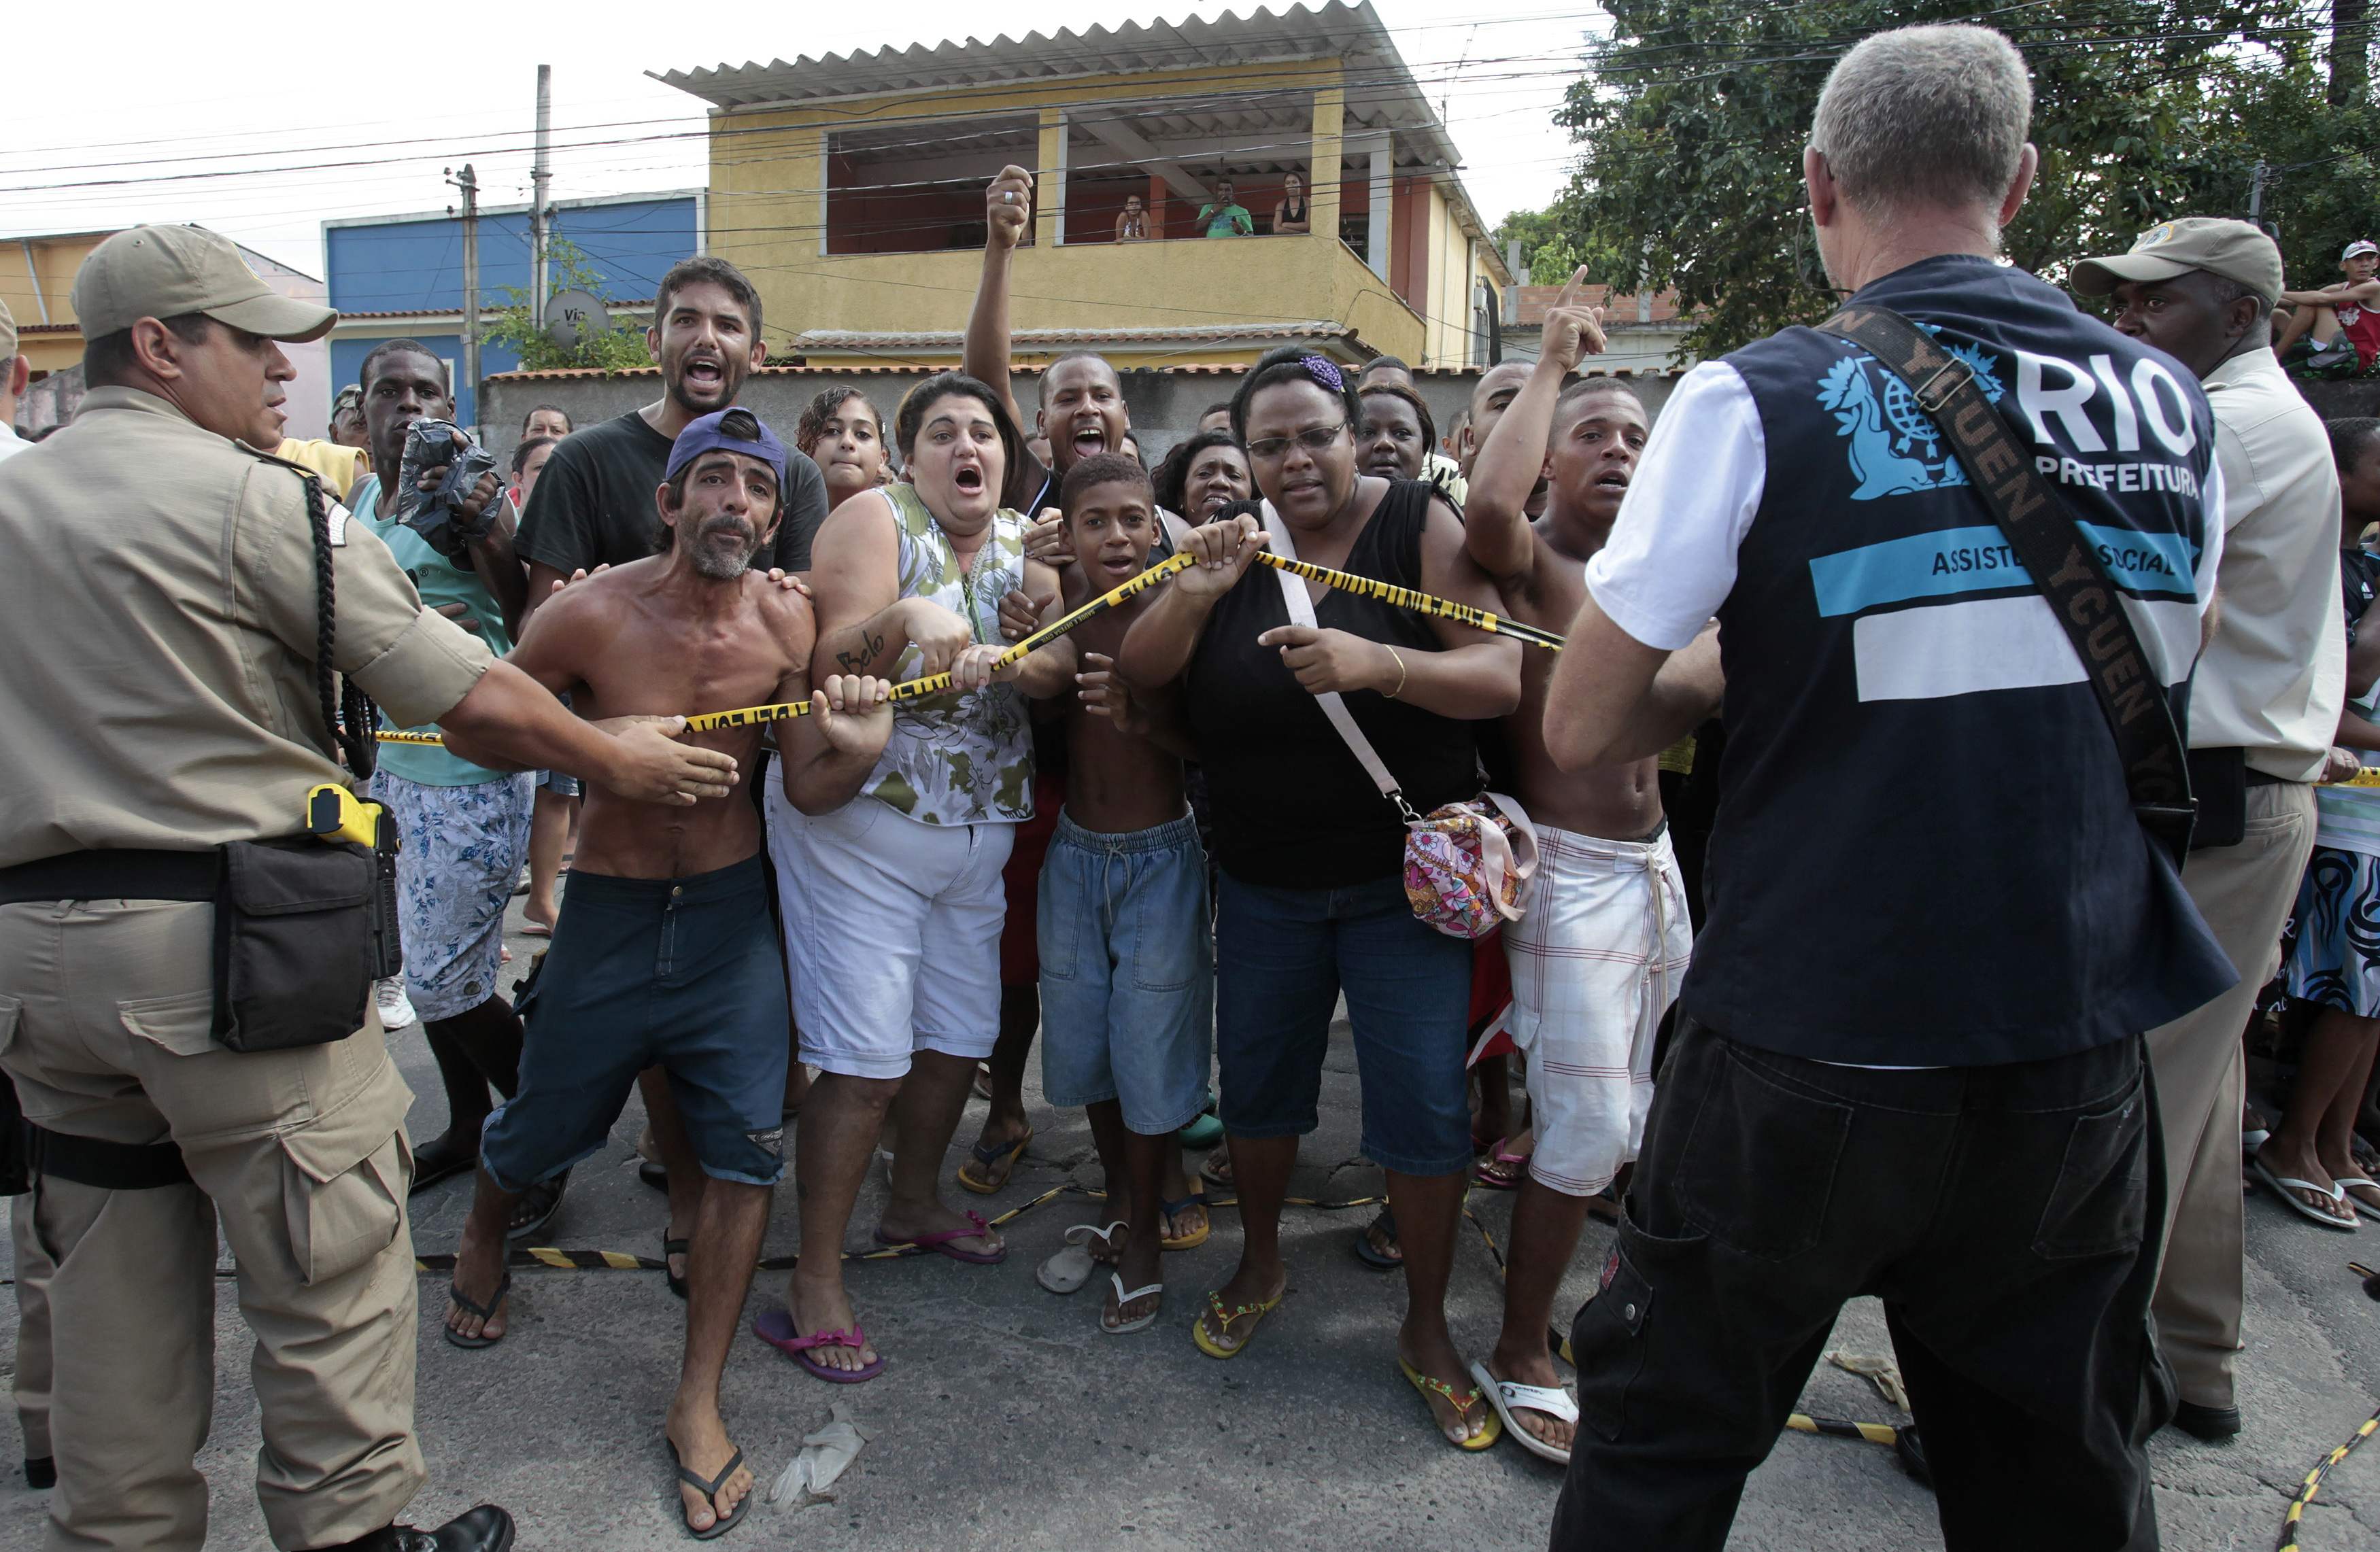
[1299,355,1345,394]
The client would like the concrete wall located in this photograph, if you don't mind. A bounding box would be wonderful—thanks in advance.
[482,364,1684,474]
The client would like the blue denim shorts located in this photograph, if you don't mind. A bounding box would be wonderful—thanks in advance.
[1038,810,1214,1134]
[1214,870,1473,1176]
[481,856,789,1190]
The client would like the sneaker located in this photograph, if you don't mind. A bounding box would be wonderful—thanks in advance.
[374,978,418,1031]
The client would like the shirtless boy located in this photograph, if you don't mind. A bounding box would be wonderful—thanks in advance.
[1029,455,1214,1334]
[441,409,894,1537]
[1459,277,1695,1466]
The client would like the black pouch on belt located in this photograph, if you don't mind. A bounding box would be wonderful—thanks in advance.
[2185,746,2247,851]
[211,836,377,1052]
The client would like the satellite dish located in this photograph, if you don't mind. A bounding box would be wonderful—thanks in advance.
[545,289,609,350]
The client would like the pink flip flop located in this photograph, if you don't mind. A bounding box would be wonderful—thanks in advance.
[873,1209,1008,1264]
[753,1309,886,1383]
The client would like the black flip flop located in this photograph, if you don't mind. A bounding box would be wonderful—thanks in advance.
[664,1232,691,1300]
[444,1267,511,1349]
[407,1136,479,1196]
[1353,1206,1402,1271]
[505,1171,568,1244]
[668,1441,751,1540]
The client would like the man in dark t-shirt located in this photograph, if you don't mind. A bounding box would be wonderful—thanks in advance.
[515,256,828,609]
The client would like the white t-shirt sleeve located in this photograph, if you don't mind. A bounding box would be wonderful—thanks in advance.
[2194,460,2224,618]
[1584,361,1767,651]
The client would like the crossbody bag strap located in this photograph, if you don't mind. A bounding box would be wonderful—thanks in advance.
[1259,502,1419,823]
[1814,305,2196,859]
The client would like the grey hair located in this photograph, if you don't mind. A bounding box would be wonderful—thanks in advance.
[1809,24,2032,216]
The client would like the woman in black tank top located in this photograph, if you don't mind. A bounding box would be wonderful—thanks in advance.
[1115,347,1521,1447]
[1272,171,1311,235]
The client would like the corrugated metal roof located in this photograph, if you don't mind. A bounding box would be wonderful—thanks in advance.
[789,320,1350,351]
[652,3,1509,283]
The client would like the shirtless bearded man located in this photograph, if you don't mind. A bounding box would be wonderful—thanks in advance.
[440,409,894,1536]
[1459,276,1696,1466]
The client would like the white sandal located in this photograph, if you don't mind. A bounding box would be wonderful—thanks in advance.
[1036,1222,1125,1294]
[2249,1157,2360,1232]
[1469,1359,1579,1466]
[1101,1273,1163,1335]
[2336,1173,2380,1224]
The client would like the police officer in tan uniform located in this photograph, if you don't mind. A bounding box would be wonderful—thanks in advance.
[0,227,739,1551]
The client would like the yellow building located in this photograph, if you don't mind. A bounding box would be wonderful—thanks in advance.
[656,1,1513,370]
[4,227,335,436]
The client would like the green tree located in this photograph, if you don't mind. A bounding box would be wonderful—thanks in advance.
[1547,1,2377,359]
[482,238,653,372]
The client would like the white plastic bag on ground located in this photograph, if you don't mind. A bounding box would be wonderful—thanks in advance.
[768,1403,873,1506]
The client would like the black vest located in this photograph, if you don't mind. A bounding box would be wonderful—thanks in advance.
[1685,255,2234,1065]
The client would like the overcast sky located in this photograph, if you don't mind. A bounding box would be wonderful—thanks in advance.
[3,2,1596,281]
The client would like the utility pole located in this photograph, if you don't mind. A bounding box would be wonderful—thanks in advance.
[530,65,552,332]
[447,164,481,432]
[2333,0,2371,107]
[2249,159,2267,227]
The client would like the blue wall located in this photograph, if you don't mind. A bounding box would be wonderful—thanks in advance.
[329,336,530,432]
[326,195,696,314]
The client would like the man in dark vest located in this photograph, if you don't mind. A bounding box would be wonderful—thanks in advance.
[1537,24,2231,1551]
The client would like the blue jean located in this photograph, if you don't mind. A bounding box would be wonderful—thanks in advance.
[1038,810,1214,1134]
[481,857,788,1190]
[1213,870,1473,1176]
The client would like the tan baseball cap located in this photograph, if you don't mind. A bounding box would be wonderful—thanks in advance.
[2070,217,2283,305]
[0,297,15,363]
[71,226,336,343]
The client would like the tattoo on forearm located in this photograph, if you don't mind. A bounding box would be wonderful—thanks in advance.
[835,627,886,674]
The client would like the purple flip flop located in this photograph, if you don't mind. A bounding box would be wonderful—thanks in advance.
[753,1308,886,1383]
[873,1209,1008,1264]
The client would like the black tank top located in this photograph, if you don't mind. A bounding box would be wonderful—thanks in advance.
[1282,198,1308,224]
[1184,481,1478,889]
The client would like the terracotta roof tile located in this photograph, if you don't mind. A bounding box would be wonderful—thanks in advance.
[1510,284,1682,326]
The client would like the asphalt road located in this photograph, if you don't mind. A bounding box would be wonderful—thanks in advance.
[1,892,2375,1551]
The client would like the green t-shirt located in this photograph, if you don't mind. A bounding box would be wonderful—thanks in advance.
[354,474,515,786]
[1198,202,1254,238]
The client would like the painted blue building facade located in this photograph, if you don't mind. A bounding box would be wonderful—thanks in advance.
[323,191,699,428]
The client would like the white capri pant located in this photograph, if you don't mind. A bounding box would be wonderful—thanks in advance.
[766,782,1015,1080]
[1504,821,1693,1196]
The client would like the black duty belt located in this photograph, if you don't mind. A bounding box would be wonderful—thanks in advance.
[0,849,220,906]
[26,1123,192,1190]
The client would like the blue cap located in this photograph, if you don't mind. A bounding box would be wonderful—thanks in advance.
[665,408,789,499]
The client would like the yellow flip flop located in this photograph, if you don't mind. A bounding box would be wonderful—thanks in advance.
[956,1126,1032,1195]
[1399,1358,1503,1451]
[1191,1286,1284,1359]
[1160,1184,1211,1251]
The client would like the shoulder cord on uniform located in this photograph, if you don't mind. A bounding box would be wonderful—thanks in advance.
[304,472,379,780]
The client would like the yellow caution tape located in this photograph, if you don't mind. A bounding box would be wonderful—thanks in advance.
[378,543,1560,750]
[1251,551,1566,651]
[2279,1404,2379,1552]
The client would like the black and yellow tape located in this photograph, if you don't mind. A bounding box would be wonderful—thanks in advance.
[1251,551,1566,651]
[376,542,1562,748]
[2278,1404,2379,1552]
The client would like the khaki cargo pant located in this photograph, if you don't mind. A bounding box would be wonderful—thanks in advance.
[0,897,424,1551]
[2145,778,2315,1409]
[12,1196,54,1464]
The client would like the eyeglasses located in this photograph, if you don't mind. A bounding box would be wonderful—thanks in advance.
[1246,423,1348,461]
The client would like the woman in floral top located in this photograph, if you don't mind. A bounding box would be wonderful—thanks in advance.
[759,373,1073,1379]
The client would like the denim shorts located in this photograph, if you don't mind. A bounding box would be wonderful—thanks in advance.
[1214,870,1473,1175]
[1038,809,1214,1134]
[369,770,532,1023]
[481,856,789,1191]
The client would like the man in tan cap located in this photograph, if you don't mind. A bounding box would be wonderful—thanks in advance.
[0,224,743,1551]
[2073,215,2345,1441]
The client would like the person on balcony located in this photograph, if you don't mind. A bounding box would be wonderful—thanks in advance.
[1115,193,1155,243]
[1197,179,1255,239]
[1273,172,1311,235]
